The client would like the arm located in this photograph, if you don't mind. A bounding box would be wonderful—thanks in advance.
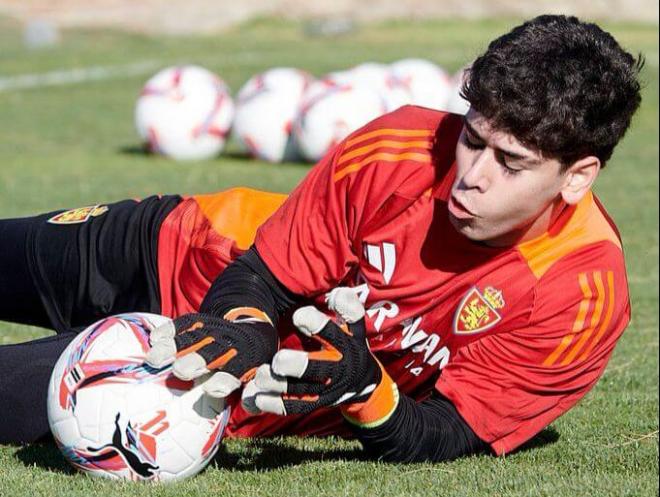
[353,393,489,462]
[146,135,356,393]
[149,109,455,402]
[146,246,298,396]
[200,246,298,327]
[244,287,488,463]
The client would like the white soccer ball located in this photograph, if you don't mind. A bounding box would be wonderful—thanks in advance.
[47,313,231,482]
[389,58,453,111]
[135,65,234,161]
[232,67,312,162]
[331,62,390,89]
[444,66,471,115]
[294,82,386,162]
[325,63,412,112]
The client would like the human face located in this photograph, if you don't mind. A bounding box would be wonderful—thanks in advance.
[450,110,568,247]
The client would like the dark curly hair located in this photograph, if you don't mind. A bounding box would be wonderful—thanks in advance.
[462,15,644,168]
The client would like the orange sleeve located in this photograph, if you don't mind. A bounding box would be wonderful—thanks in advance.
[193,188,287,251]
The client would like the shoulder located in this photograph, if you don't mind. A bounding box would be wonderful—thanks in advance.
[354,104,461,132]
[518,192,625,281]
[516,192,629,322]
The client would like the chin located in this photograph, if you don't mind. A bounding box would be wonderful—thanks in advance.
[449,213,482,240]
[449,214,510,245]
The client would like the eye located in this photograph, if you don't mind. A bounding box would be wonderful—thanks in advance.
[462,133,484,150]
[495,151,522,176]
[501,164,522,176]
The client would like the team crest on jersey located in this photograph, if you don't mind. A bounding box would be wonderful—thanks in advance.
[453,286,505,335]
[48,205,108,225]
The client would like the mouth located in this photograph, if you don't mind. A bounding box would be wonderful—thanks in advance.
[448,195,477,220]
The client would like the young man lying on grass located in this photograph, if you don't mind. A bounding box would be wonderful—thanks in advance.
[0,15,643,461]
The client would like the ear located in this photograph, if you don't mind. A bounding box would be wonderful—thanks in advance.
[560,156,601,205]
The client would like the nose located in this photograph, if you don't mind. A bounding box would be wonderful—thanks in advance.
[459,148,491,193]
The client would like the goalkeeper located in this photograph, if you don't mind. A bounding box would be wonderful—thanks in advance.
[0,15,643,461]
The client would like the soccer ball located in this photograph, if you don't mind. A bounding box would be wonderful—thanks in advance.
[294,81,385,162]
[47,313,230,482]
[340,62,391,89]
[389,58,453,111]
[135,65,234,161]
[444,66,471,115]
[325,63,413,112]
[232,67,313,162]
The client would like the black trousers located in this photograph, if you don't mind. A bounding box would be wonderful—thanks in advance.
[0,195,181,444]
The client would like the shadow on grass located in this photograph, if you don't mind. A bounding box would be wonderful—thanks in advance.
[211,438,365,472]
[510,427,561,454]
[12,436,363,475]
[14,440,76,475]
[211,427,560,471]
[117,144,313,168]
[221,150,314,168]
[118,144,151,156]
[12,427,560,475]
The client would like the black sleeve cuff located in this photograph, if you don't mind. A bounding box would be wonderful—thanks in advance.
[200,245,300,326]
[351,392,489,463]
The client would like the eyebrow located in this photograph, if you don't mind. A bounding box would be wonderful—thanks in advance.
[463,117,537,164]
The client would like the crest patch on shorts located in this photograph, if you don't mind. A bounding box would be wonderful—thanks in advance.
[48,205,109,225]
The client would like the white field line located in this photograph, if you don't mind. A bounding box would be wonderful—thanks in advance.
[2,49,654,93]
[0,60,162,92]
[0,52,268,93]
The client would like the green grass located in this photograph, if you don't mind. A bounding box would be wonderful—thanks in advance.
[0,15,658,497]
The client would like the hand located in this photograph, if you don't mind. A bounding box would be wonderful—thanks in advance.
[242,288,399,428]
[145,310,278,398]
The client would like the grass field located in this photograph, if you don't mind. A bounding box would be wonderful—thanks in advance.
[0,15,658,497]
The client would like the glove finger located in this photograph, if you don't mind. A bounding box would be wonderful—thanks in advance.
[292,306,331,337]
[254,392,287,416]
[202,371,242,398]
[326,287,365,324]
[255,363,329,396]
[171,313,207,333]
[191,339,264,384]
[172,352,210,381]
[326,287,367,340]
[241,379,264,415]
[284,379,328,396]
[292,305,349,351]
[149,320,176,344]
[270,349,309,378]
[271,349,339,386]
[250,390,327,416]
[145,338,177,368]
[280,395,323,416]
[174,328,215,354]
[254,363,288,392]
[194,340,238,370]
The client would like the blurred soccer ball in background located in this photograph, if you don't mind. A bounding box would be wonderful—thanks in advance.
[444,65,471,115]
[232,67,312,163]
[294,81,386,162]
[324,63,413,112]
[47,313,230,482]
[135,65,234,161]
[389,58,453,111]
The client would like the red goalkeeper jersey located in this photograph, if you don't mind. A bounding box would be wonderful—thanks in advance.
[157,105,630,455]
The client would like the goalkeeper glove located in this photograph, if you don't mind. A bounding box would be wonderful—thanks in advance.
[242,287,399,428]
[145,308,278,398]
